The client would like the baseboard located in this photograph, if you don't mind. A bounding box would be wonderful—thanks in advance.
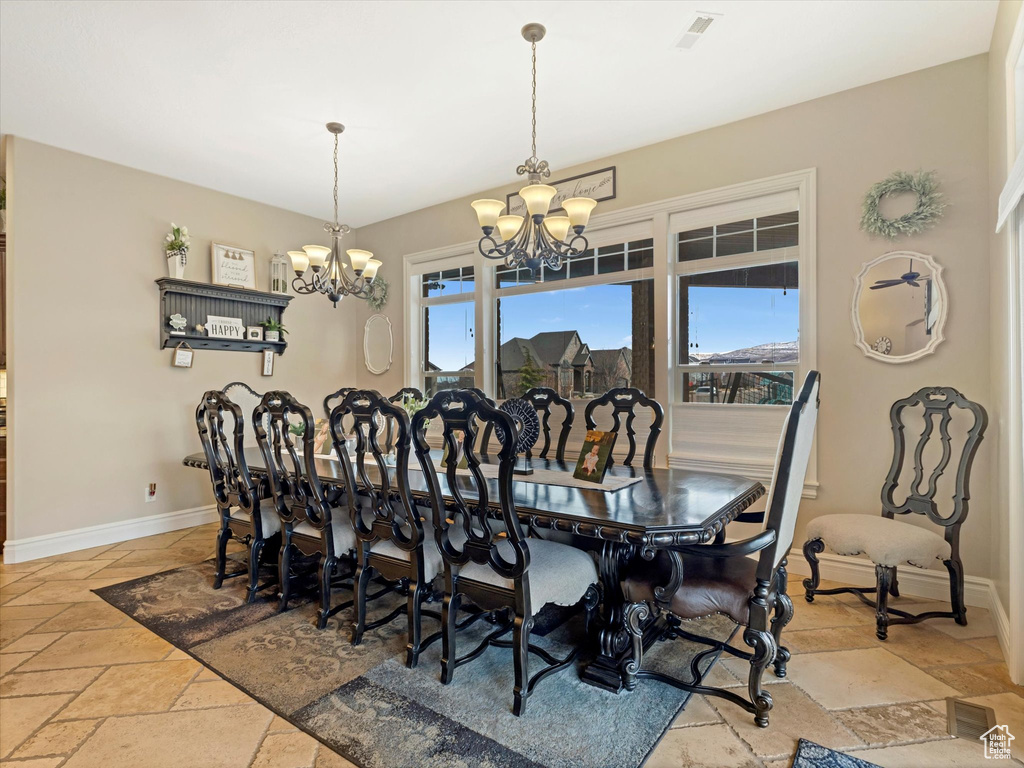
[784,547,996,611]
[3,505,219,563]
[988,583,1013,672]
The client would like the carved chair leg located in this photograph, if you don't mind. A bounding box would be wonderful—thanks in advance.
[582,584,600,640]
[744,626,777,728]
[623,602,651,692]
[945,558,968,626]
[802,539,825,602]
[351,556,373,645]
[316,555,336,630]
[890,565,900,598]
[440,581,460,685]
[277,530,293,613]
[874,564,894,640]
[406,575,423,669]
[512,614,533,716]
[246,537,264,604]
[213,519,231,590]
[771,560,794,678]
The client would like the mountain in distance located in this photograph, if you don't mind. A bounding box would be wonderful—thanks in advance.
[689,340,799,363]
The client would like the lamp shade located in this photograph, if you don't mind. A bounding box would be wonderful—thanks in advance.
[287,250,310,274]
[519,184,557,217]
[544,215,571,242]
[496,215,524,242]
[562,197,598,229]
[302,244,331,269]
[346,249,374,273]
[362,259,382,281]
[471,199,505,230]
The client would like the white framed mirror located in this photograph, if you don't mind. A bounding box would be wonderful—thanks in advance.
[364,313,393,375]
[852,250,947,364]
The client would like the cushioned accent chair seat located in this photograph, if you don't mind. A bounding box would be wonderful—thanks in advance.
[621,370,821,729]
[802,386,987,641]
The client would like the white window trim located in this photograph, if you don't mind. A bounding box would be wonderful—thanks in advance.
[402,168,817,495]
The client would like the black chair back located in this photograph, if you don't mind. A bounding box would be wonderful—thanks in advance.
[331,390,421,552]
[253,391,334,541]
[521,387,574,462]
[583,387,665,469]
[757,371,821,581]
[880,386,987,558]
[389,387,425,404]
[323,387,356,420]
[220,381,263,432]
[196,390,264,532]
[411,390,530,582]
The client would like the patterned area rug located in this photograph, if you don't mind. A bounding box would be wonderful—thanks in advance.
[792,739,882,768]
[95,559,736,768]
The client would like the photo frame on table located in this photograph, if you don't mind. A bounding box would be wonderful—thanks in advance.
[172,342,194,369]
[211,242,258,289]
[573,429,617,483]
[261,349,275,377]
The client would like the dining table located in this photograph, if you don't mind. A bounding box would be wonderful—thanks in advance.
[183,448,765,692]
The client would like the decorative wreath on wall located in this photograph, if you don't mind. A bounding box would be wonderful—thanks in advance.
[367,277,389,312]
[860,170,945,240]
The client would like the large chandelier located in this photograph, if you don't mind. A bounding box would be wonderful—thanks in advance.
[471,24,597,276]
[288,122,381,307]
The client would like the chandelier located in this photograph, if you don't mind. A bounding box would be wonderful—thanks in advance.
[471,24,597,276]
[288,122,381,307]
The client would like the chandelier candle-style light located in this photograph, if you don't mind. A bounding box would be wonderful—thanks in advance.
[471,23,597,276]
[289,122,381,307]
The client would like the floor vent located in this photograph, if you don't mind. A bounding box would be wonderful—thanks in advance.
[946,697,996,740]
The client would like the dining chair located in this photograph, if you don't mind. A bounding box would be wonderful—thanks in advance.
[220,381,263,431]
[584,387,665,469]
[389,387,424,404]
[253,390,356,628]
[479,386,574,463]
[802,387,987,640]
[411,389,600,716]
[621,370,820,728]
[196,389,279,602]
[331,389,441,667]
[323,386,356,420]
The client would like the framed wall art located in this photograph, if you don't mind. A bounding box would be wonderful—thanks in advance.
[261,349,275,377]
[211,242,258,289]
[172,342,194,368]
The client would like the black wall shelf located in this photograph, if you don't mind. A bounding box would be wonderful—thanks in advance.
[155,278,293,355]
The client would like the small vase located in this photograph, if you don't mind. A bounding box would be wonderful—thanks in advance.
[264,330,280,342]
[166,248,188,279]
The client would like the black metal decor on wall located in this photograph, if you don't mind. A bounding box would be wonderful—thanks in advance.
[156,278,292,354]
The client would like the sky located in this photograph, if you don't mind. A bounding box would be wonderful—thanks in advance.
[424,282,799,371]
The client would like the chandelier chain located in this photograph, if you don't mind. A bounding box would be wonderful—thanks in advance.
[332,133,340,228]
[530,39,537,161]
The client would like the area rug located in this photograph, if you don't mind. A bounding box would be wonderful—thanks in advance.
[792,739,882,768]
[95,559,736,768]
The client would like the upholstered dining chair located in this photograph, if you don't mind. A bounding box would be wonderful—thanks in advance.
[254,390,356,628]
[331,389,441,667]
[196,389,279,602]
[802,386,987,640]
[621,370,820,728]
[411,390,600,716]
[584,387,665,469]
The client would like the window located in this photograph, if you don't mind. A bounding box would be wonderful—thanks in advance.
[675,212,800,406]
[420,266,475,396]
[495,239,654,401]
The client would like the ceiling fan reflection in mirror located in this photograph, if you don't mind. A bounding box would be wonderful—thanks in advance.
[869,258,924,290]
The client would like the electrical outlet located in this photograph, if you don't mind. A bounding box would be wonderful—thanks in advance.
[145,483,157,503]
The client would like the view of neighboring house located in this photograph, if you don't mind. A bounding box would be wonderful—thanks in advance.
[590,347,632,392]
[488,331,594,398]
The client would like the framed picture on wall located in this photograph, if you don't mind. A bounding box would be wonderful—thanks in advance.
[261,349,275,377]
[172,342,194,368]
[211,242,258,289]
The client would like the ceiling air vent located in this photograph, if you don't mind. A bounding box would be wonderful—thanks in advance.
[675,11,722,50]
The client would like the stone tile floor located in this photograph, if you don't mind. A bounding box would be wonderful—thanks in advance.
[1,523,1022,767]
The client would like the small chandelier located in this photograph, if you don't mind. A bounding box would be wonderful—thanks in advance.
[471,23,597,276]
[288,122,381,307]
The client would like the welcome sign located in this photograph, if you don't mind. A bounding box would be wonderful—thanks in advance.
[506,166,616,217]
[205,315,246,339]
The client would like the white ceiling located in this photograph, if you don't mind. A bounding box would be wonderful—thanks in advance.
[0,0,998,227]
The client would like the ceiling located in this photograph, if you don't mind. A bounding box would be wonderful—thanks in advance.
[0,0,998,227]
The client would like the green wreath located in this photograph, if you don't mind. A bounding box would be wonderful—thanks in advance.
[367,276,389,312]
[860,170,944,240]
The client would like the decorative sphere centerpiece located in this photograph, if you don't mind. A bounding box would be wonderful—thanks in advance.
[496,398,541,475]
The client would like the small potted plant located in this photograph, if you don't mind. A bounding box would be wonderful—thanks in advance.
[259,317,287,343]
[164,223,190,279]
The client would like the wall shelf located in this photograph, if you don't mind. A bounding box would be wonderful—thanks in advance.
[155,278,293,355]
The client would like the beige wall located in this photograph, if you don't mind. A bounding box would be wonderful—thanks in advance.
[987,0,1023,621]
[355,55,995,579]
[4,137,361,542]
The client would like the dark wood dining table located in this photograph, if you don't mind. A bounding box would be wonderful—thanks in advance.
[183,449,765,692]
